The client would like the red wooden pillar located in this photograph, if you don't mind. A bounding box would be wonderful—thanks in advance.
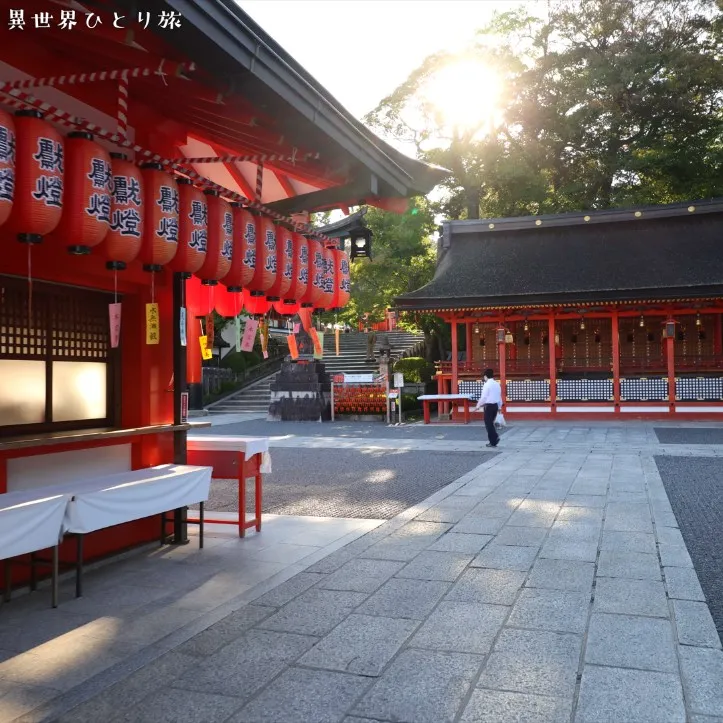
[548,314,557,411]
[667,320,676,411]
[187,314,203,409]
[451,317,459,397]
[497,324,506,407]
[612,310,620,410]
[465,321,473,368]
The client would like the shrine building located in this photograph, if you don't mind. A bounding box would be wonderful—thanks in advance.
[395,200,723,419]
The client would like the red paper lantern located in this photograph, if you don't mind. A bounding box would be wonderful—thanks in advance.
[273,300,301,316]
[332,248,351,309]
[140,162,178,271]
[225,203,256,291]
[317,245,336,310]
[300,237,325,308]
[0,109,15,227]
[6,110,63,243]
[53,131,111,255]
[186,274,214,317]
[170,178,207,276]
[215,284,243,317]
[285,232,308,304]
[102,153,143,270]
[247,213,277,295]
[242,288,271,316]
[265,222,293,301]
[196,190,233,284]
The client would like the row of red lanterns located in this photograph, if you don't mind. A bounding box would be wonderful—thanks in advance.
[0,108,351,314]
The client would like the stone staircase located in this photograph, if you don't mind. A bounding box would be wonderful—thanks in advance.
[207,330,423,415]
[206,375,275,415]
[322,330,424,377]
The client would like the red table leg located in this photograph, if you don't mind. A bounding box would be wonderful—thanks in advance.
[423,401,431,424]
[255,469,263,532]
[238,452,247,537]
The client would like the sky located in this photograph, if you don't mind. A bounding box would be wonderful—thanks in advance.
[239,1,528,122]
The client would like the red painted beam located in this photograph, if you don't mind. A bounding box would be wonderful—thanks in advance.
[274,171,296,198]
[187,133,335,188]
[220,159,257,200]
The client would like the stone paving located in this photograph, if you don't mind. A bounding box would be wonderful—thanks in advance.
[2,421,723,722]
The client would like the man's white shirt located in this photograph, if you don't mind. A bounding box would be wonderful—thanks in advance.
[475,378,503,409]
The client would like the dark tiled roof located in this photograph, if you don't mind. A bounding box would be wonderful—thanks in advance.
[396,201,723,310]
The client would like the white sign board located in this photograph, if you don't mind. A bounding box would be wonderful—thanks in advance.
[344,373,375,383]
[394,372,405,388]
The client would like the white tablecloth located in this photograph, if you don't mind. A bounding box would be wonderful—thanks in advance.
[0,490,69,560]
[187,436,272,473]
[417,394,476,401]
[61,464,211,534]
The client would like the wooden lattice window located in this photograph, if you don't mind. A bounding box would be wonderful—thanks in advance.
[0,275,116,434]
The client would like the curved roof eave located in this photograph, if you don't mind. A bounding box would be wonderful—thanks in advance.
[161,0,448,197]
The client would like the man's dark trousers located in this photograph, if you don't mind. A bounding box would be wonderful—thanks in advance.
[484,403,500,446]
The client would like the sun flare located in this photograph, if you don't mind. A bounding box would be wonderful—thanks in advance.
[423,58,502,133]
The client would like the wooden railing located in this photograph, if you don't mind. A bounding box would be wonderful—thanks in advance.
[437,355,723,378]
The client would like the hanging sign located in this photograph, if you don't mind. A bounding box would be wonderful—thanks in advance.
[287,334,299,359]
[180,392,189,423]
[263,350,269,359]
[241,317,259,352]
[394,372,405,388]
[145,303,160,345]
[199,335,213,360]
[109,302,122,349]
[293,322,300,334]
[206,313,214,349]
[299,308,312,331]
[235,316,242,352]
[314,331,324,360]
[180,307,187,347]
[309,327,322,357]
[335,327,340,356]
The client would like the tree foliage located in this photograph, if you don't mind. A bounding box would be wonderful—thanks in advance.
[335,198,437,326]
[366,0,723,219]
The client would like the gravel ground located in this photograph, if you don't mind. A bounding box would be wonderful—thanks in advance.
[656,455,723,641]
[194,419,495,441]
[654,427,723,445]
[198,447,488,519]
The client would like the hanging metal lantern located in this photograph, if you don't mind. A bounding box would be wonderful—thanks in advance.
[169,178,207,276]
[7,110,63,244]
[53,131,112,255]
[196,190,232,285]
[225,203,256,291]
[265,222,294,301]
[140,162,178,271]
[102,153,143,270]
[0,108,16,228]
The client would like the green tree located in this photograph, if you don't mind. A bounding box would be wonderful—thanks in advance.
[328,198,448,360]
[366,0,723,219]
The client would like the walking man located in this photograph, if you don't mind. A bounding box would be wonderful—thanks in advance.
[473,368,502,447]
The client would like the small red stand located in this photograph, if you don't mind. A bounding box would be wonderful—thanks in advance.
[186,449,263,537]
